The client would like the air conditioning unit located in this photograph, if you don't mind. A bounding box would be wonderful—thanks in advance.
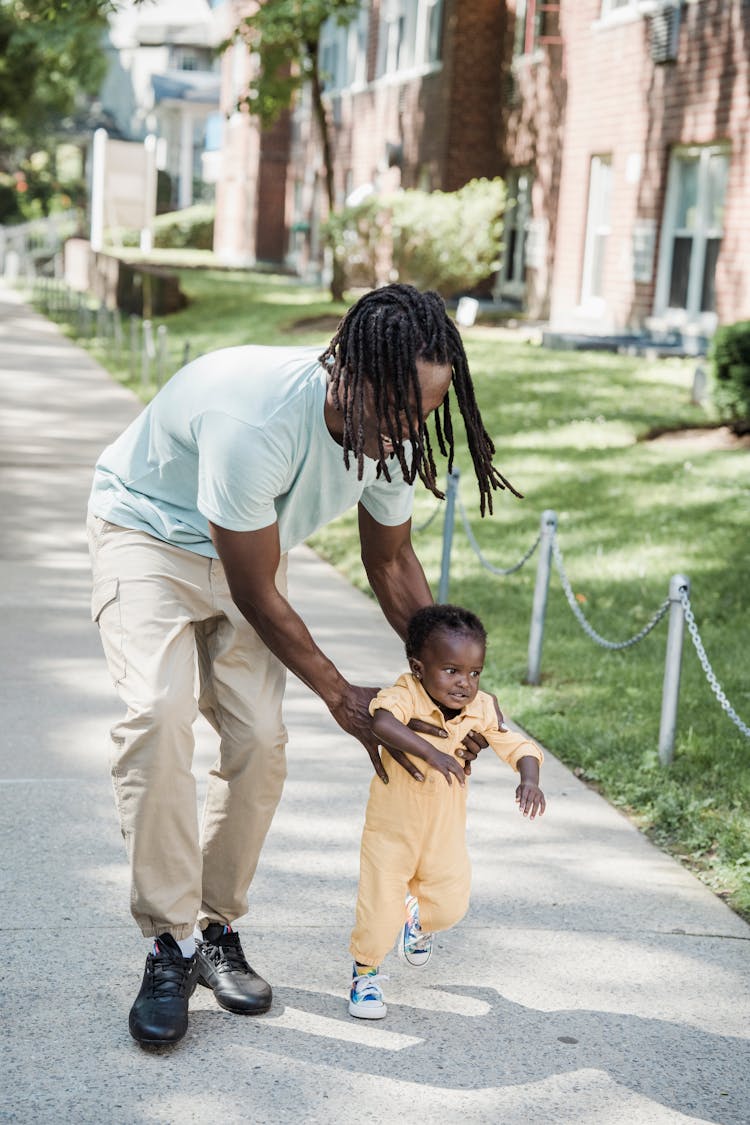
[648,2,681,63]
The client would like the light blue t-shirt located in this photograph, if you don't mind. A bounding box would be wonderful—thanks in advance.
[88,345,415,558]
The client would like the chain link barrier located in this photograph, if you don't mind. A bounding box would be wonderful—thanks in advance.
[456,494,541,576]
[416,473,748,747]
[679,588,750,738]
[551,535,671,650]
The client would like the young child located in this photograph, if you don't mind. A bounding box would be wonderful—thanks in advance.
[348,604,545,1020]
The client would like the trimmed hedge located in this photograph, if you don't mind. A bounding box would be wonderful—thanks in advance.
[324,178,506,297]
[112,203,215,251]
[710,320,750,432]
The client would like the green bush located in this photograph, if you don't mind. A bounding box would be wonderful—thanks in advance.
[324,178,506,297]
[324,197,385,289]
[709,320,750,432]
[114,203,215,250]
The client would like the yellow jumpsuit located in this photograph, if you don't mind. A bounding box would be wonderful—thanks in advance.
[349,673,543,968]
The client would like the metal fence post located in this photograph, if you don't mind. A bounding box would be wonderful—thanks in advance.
[658,573,690,766]
[96,303,107,341]
[129,316,139,381]
[113,309,123,361]
[437,468,459,603]
[156,324,168,388]
[141,319,154,392]
[526,509,558,685]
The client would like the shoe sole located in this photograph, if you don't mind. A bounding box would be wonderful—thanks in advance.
[397,932,433,967]
[132,1035,185,1048]
[399,949,432,967]
[129,1022,188,1047]
[198,978,272,1015]
[348,1001,387,1020]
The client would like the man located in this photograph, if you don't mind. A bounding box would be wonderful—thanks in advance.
[87,283,519,1046]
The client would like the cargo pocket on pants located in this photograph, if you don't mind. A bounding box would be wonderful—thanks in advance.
[91,577,126,685]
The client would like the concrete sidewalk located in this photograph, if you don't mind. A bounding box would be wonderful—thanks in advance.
[0,283,747,1125]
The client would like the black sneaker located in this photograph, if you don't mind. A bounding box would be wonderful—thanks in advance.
[128,933,198,1046]
[196,923,272,1014]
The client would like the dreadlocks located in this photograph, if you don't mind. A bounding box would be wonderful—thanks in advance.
[319,283,521,516]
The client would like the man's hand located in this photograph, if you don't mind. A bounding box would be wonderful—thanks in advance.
[373,708,465,787]
[329,684,389,782]
[330,685,445,785]
[456,693,507,777]
[408,694,507,776]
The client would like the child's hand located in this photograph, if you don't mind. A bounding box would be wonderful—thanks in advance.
[421,748,466,787]
[515,782,545,819]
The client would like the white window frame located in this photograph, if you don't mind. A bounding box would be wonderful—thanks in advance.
[498,168,532,299]
[320,5,370,93]
[580,154,613,310]
[600,0,636,16]
[653,143,730,333]
[376,0,444,80]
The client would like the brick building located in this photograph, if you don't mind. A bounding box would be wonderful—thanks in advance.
[213,0,749,347]
[504,0,749,347]
[212,1,507,272]
[210,0,292,266]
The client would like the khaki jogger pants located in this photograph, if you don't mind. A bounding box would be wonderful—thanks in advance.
[87,515,288,940]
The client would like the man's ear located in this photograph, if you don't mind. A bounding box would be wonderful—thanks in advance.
[409,657,424,681]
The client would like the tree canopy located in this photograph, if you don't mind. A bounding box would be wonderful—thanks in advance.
[233,0,361,131]
[233,0,361,298]
[0,0,110,166]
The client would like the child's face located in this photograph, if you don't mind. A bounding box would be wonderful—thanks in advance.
[410,628,485,712]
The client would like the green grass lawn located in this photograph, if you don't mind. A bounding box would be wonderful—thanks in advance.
[38,269,750,919]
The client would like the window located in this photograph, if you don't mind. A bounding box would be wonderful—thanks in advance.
[377,0,444,77]
[512,0,561,59]
[172,46,212,72]
[580,155,612,304]
[320,5,369,92]
[655,145,729,322]
[499,169,531,295]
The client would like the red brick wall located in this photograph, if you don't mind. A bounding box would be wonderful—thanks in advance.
[442,0,505,189]
[546,0,749,332]
[286,0,507,249]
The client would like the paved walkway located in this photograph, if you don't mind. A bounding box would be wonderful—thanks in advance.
[0,283,748,1125]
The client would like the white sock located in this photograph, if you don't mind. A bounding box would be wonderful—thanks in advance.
[152,935,195,958]
[177,936,196,958]
[193,924,204,943]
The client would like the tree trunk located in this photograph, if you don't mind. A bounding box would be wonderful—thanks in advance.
[307,41,345,301]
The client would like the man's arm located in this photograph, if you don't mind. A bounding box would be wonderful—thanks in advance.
[210,519,423,783]
[357,504,432,640]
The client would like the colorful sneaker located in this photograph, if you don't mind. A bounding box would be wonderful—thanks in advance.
[398,895,433,967]
[348,965,387,1020]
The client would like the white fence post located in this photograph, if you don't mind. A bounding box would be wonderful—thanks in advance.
[526,510,558,685]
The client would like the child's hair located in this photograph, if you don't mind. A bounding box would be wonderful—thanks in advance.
[406,604,487,660]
